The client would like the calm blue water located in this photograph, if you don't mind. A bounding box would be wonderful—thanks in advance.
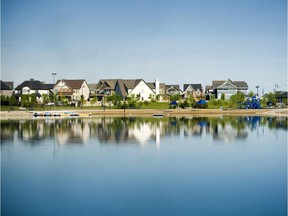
[1,116,287,216]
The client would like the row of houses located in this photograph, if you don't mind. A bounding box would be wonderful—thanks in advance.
[1,78,250,105]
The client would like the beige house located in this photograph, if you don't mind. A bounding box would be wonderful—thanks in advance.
[165,85,182,96]
[54,79,89,103]
[182,84,204,99]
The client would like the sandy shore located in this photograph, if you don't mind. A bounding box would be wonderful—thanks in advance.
[1,108,287,119]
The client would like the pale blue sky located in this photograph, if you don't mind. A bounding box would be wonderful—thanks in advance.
[2,0,287,94]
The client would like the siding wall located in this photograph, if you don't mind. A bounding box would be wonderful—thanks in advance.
[129,80,155,101]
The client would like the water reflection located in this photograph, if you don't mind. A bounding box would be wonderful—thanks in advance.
[1,116,287,145]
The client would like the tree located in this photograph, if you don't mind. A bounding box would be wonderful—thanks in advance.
[169,93,181,102]
[230,92,245,108]
[42,94,50,105]
[9,95,17,106]
[1,95,9,106]
[248,91,254,97]
[187,96,196,107]
[264,92,276,105]
[221,93,226,101]
[107,94,122,106]
[90,96,97,106]
[80,95,85,107]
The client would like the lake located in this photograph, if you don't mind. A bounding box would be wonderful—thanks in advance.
[1,116,287,216]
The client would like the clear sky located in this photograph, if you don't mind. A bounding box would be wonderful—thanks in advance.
[2,0,287,94]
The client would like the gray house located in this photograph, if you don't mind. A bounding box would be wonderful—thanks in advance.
[206,79,248,100]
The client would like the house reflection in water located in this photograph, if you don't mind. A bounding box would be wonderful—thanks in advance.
[1,116,287,146]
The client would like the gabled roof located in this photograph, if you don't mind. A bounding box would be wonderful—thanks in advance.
[88,84,97,90]
[95,79,119,93]
[43,84,54,90]
[15,79,52,90]
[0,81,13,90]
[211,79,248,89]
[218,79,237,89]
[98,79,118,89]
[275,91,288,98]
[62,79,86,89]
[146,82,166,90]
[183,84,202,92]
[166,85,181,91]
[116,79,144,97]
[233,81,248,88]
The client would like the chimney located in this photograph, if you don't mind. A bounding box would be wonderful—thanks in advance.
[155,79,160,95]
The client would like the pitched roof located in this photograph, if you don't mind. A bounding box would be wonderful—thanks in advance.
[62,79,85,89]
[88,84,97,90]
[233,81,248,88]
[98,79,118,89]
[15,79,52,90]
[43,84,54,90]
[116,80,127,97]
[276,91,288,98]
[146,82,166,90]
[0,81,13,90]
[165,85,181,91]
[183,84,202,91]
[116,79,143,97]
[211,79,248,89]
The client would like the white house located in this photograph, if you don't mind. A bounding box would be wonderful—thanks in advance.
[115,79,158,101]
[14,78,53,103]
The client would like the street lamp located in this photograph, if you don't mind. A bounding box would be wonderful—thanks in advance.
[52,73,57,109]
[256,86,259,96]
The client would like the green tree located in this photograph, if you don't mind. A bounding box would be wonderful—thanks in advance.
[230,92,245,108]
[248,91,254,97]
[42,94,50,105]
[221,93,226,101]
[80,95,85,107]
[90,96,97,106]
[169,93,181,102]
[9,95,17,106]
[107,94,122,106]
[264,92,276,105]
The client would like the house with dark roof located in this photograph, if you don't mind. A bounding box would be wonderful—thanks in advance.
[206,79,248,99]
[90,79,118,101]
[54,79,89,103]
[275,91,288,104]
[14,78,53,102]
[165,85,182,96]
[92,79,164,102]
[115,79,156,101]
[0,81,14,97]
[182,84,203,99]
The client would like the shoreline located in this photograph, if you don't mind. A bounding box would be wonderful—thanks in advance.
[1,108,287,119]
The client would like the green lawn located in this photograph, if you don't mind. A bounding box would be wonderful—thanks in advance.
[140,102,170,109]
[1,102,171,111]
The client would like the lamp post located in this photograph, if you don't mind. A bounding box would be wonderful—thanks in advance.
[52,73,57,109]
[256,86,259,96]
